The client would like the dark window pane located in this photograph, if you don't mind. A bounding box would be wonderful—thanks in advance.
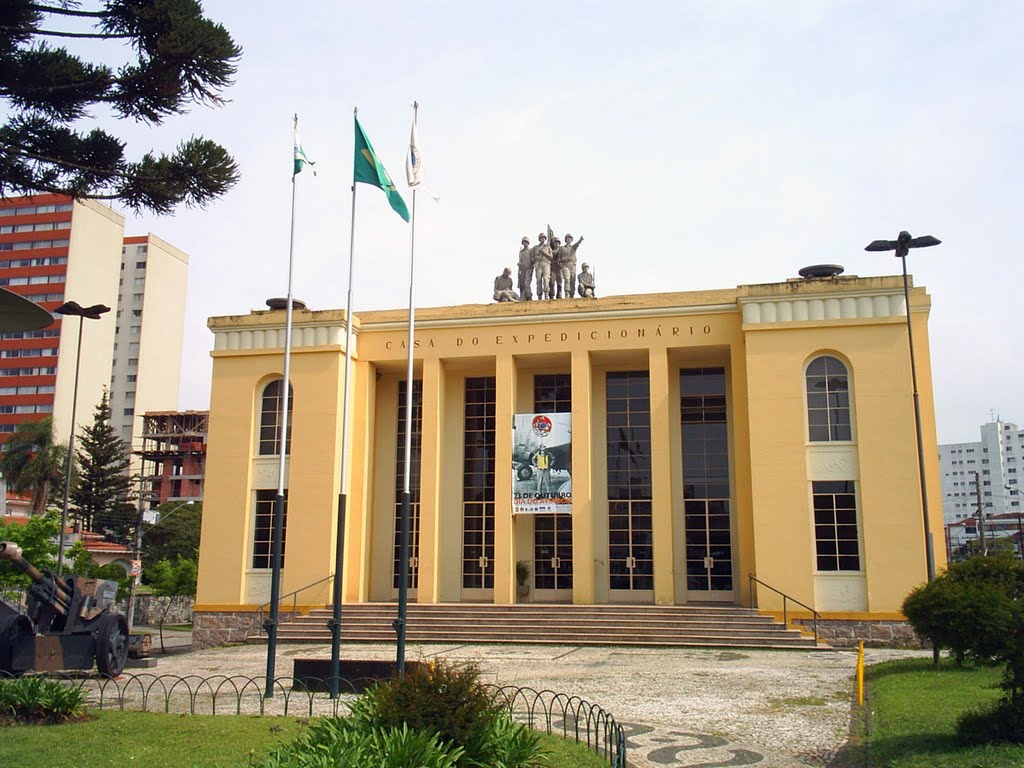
[633,575,653,590]
[809,425,830,442]
[836,509,857,526]
[837,539,860,555]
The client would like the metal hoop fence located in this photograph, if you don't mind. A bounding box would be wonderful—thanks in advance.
[0,672,627,767]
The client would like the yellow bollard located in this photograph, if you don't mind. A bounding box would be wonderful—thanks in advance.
[856,640,864,706]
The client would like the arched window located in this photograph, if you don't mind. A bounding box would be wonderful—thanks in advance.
[806,356,851,442]
[258,379,293,455]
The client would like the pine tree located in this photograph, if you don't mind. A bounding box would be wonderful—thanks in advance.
[71,389,134,538]
[0,0,241,213]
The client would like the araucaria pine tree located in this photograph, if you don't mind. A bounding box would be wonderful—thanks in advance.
[71,390,134,538]
[0,0,242,213]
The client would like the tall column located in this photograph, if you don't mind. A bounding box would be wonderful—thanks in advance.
[571,349,595,604]
[649,347,676,605]
[416,357,444,603]
[494,354,517,604]
[346,359,376,601]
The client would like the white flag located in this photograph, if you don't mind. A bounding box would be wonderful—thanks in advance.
[406,117,422,188]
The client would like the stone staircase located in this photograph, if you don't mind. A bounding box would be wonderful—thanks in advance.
[250,603,827,649]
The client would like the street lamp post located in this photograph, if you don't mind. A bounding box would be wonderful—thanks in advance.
[865,232,941,582]
[54,301,111,578]
[126,499,196,630]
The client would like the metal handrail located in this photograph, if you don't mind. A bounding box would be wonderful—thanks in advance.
[257,572,334,634]
[748,573,821,645]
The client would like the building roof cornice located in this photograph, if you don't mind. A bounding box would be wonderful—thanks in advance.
[206,274,928,345]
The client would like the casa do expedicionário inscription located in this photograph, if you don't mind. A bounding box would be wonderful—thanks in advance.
[382,323,716,351]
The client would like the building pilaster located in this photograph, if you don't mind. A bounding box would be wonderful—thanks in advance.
[571,349,596,604]
[494,354,517,604]
[649,347,676,604]
[416,356,444,603]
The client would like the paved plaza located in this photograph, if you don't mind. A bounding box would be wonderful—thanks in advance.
[139,630,927,767]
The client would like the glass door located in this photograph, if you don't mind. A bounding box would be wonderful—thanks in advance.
[462,377,496,600]
[609,500,654,597]
[684,499,733,600]
[606,371,653,601]
[680,368,734,602]
[534,513,572,599]
[391,380,421,600]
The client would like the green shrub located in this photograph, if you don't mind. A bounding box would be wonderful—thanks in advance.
[350,659,505,765]
[481,714,549,768]
[252,718,463,768]
[957,698,1024,746]
[0,677,87,723]
[255,660,548,768]
[903,554,1024,744]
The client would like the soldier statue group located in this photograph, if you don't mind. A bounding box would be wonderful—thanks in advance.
[493,231,596,303]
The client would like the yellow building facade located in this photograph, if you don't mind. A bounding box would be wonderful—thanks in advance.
[194,273,945,646]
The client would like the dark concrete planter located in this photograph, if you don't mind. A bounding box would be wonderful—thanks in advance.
[292,658,428,693]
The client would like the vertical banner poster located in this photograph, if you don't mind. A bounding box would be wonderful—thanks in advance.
[512,412,572,514]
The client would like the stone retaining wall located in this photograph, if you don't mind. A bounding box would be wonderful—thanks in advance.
[794,617,925,648]
[193,611,263,649]
[132,595,195,626]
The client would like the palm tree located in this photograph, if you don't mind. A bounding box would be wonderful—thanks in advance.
[0,417,68,514]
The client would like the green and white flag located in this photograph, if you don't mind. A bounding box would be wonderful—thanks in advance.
[293,118,315,176]
[354,116,409,222]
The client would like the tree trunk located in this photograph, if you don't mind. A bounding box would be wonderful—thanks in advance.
[158,596,172,654]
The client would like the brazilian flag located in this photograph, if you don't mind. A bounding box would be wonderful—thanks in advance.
[354,116,410,222]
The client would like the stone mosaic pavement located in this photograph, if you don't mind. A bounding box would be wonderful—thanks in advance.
[141,629,927,767]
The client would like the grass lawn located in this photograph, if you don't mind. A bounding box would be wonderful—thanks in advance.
[0,709,608,767]
[867,658,1024,767]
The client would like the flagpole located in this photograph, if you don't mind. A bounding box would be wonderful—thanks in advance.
[329,108,359,697]
[395,104,420,674]
[265,113,301,698]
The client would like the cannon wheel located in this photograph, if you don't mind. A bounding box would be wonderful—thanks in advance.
[95,613,129,677]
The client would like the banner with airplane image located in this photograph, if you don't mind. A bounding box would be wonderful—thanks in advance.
[512,412,572,515]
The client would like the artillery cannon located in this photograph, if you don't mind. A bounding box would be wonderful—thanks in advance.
[0,541,128,677]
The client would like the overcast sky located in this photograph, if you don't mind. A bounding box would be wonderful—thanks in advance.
[98,0,1022,444]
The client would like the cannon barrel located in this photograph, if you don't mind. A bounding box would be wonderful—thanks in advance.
[0,541,71,612]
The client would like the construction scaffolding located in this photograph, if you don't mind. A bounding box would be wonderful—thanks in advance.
[137,411,208,508]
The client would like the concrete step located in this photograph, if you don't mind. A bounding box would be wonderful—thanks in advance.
[269,623,816,638]
[255,633,820,649]
[250,602,828,650]
[281,618,794,633]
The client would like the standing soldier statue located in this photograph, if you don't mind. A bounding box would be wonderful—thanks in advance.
[549,236,564,298]
[531,232,554,300]
[517,237,533,300]
[564,234,584,298]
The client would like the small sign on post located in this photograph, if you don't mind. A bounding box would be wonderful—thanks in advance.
[129,560,142,578]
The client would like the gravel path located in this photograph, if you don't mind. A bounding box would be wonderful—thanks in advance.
[132,632,927,767]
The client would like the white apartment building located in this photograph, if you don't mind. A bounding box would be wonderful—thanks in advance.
[940,420,1024,527]
[109,234,188,445]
